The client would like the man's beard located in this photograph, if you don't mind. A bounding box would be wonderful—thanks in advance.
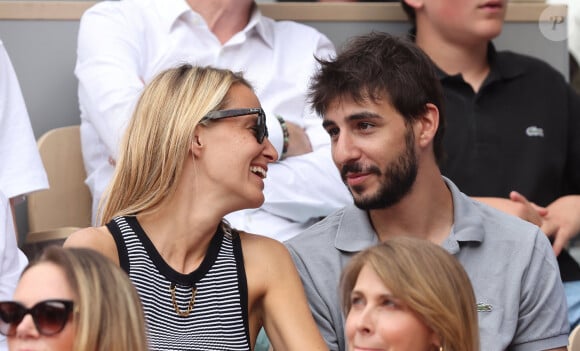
[341,128,418,210]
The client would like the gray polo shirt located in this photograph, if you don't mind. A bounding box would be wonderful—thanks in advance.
[286,178,569,351]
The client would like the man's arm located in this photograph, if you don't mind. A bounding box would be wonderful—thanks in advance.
[473,193,547,228]
[541,195,580,256]
[286,242,343,351]
[513,229,570,350]
[0,193,27,300]
[472,193,580,256]
[75,3,146,159]
[257,34,351,222]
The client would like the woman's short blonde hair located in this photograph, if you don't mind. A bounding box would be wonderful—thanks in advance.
[99,64,251,224]
[25,247,148,351]
[340,236,479,351]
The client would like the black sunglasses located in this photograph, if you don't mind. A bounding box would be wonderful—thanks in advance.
[202,108,268,144]
[0,300,75,337]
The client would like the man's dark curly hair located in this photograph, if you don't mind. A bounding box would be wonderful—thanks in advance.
[309,32,445,164]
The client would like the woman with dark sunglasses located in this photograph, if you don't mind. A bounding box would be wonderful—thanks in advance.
[64,64,327,350]
[1,246,148,351]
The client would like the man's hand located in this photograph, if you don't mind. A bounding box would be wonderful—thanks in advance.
[284,121,312,158]
[474,193,547,227]
[508,191,549,228]
[540,195,580,256]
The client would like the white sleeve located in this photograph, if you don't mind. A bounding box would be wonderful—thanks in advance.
[75,4,145,158]
[0,41,48,198]
[260,34,351,222]
[0,192,27,351]
[0,192,27,300]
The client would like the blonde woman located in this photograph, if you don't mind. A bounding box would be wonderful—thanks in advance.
[341,236,479,351]
[1,247,148,351]
[65,64,327,350]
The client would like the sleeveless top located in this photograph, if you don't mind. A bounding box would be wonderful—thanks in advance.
[107,216,251,351]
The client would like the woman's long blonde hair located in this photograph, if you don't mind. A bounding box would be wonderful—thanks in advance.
[340,236,479,351]
[24,247,149,351]
[98,64,251,225]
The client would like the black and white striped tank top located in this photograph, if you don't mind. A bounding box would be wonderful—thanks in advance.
[107,216,251,351]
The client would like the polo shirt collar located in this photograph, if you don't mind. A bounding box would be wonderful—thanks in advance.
[333,177,484,253]
[156,0,273,48]
[247,5,274,49]
[335,204,379,253]
[434,42,526,83]
[486,42,526,81]
[443,177,485,253]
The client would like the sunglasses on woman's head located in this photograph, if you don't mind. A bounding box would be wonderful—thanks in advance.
[202,108,268,144]
[0,300,74,337]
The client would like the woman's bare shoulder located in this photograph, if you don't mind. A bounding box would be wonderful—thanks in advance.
[238,231,288,256]
[64,226,119,264]
[237,231,295,273]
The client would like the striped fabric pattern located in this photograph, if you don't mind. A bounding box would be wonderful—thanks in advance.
[109,216,251,351]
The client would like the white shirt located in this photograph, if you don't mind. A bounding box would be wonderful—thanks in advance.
[76,0,351,240]
[0,40,48,199]
[0,190,28,351]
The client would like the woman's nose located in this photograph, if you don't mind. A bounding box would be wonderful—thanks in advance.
[14,314,40,339]
[355,307,375,335]
[263,137,278,162]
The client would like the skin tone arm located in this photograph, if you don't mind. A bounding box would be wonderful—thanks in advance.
[473,193,547,228]
[242,233,327,350]
[63,227,120,264]
[284,121,312,157]
[475,193,580,256]
[540,195,580,256]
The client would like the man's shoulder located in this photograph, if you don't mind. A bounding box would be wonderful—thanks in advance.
[261,17,332,49]
[497,50,567,83]
[285,207,345,252]
[468,197,544,245]
[264,17,326,36]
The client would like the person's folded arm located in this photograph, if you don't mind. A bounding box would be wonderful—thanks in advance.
[0,195,27,300]
[75,4,146,159]
[261,143,351,222]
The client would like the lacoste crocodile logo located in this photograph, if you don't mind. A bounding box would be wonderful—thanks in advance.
[526,126,544,137]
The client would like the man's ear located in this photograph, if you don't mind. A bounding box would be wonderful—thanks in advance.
[415,103,439,148]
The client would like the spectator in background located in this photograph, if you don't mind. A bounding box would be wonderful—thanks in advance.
[340,237,479,351]
[66,65,328,351]
[75,0,350,241]
[0,191,28,351]
[0,40,48,238]
[286,32,569,351]
[1,246,149,351]
[401,0,580,328]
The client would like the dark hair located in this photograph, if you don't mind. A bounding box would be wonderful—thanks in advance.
[309,32,445,163]
[400,0,416,25]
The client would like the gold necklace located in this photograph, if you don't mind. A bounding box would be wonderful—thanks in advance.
[169,283,197,317]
